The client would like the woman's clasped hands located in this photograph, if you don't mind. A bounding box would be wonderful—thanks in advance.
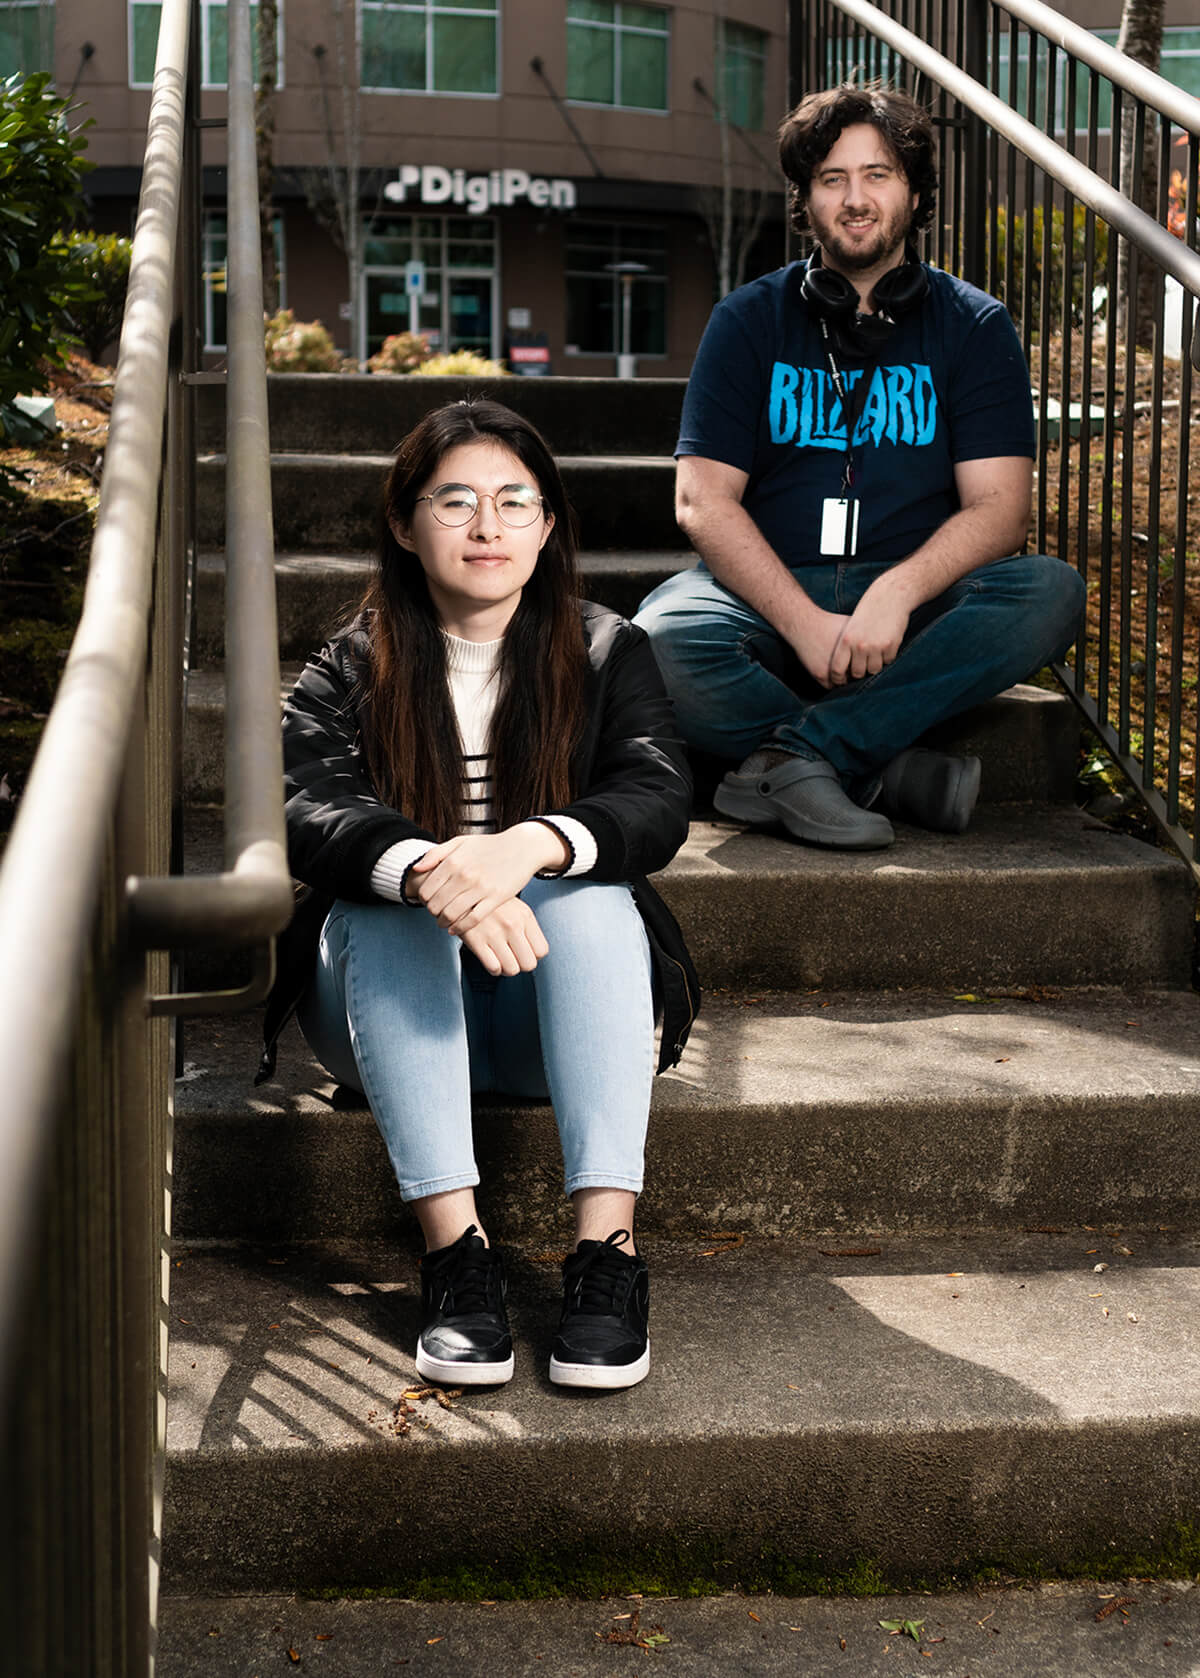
[405,823,571,977]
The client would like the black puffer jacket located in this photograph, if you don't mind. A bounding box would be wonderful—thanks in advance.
[260,602,700,1079]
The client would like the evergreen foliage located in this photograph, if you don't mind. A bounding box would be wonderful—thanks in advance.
[0,73,94,435]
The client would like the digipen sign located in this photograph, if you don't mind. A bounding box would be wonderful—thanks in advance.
[384,166,577,216]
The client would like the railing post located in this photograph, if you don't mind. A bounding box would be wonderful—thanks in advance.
[961,0,988,285]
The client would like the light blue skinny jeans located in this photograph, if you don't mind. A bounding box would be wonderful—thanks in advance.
[296,875,655,1202]
[634,554,1087,792]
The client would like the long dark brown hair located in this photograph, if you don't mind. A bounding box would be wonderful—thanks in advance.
[360,399,587,839]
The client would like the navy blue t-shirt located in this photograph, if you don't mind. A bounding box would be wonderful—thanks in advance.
[676,261,1035,570]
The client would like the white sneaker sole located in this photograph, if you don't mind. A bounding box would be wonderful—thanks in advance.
[549,1343,650,1390]
[415,1344,514,1386]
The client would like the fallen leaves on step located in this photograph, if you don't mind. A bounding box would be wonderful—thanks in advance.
[1095,1595,1137,1621]
[879,1616,924,1643]
[378,1385,463,1435]
[599,1607,670,1650]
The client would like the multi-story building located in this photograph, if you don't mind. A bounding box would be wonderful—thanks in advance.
[3,0,1198,371]
[10,0,790,372]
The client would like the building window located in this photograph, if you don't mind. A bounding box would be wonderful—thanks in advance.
[130,0,282,89]
[565,222,666,356]
[567,0,668,112]
[716,19,765,131]
[361,0,497,94]
[204,212,285,350]
[0,0,53,75]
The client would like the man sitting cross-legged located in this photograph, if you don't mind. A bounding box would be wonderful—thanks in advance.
[634,82,1085,850]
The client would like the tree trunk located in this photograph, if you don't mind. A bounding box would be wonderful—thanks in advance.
[1115,0,1165,347]
[332,0,362,359]
[717,104,733,299]
[255,0,279,316]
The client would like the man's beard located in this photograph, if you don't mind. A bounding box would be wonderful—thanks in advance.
[808,200,914,276]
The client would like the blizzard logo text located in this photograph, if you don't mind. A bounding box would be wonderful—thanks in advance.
[769,361,938,449]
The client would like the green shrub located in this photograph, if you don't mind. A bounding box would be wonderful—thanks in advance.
[417,349,511,377]
[991,204,1110,335]
[367,331,431,374]
[263,308,341,371]
[0,73,94,442]
[59,230,132,361]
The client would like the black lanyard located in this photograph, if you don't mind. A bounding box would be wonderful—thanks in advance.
[818,318,878,499]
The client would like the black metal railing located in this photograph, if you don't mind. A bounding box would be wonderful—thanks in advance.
[792,0,1200,870]
[0,0,289,1667]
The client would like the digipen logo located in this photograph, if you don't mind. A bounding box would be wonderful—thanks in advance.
[384,165,577,215]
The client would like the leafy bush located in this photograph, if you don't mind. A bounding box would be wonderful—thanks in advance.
[59,230,132,361]
[992,204,1110,335]
[0,73,94,438]
[367,331,431,374]
[417,349,511,377]
[263,309,341,371]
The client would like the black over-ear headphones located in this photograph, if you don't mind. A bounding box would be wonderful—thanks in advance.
[800,245,929,325]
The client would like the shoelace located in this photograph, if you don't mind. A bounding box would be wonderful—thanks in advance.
[565,1230,636,1316]
[429,1235,500,1316]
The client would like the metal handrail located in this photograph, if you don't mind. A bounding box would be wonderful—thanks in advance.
[0,0,192,1382]
[994,0,1200,137]
[828,0,1200,365]
[125,0,292,992]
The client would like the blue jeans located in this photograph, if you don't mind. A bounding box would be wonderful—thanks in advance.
[296,875,655,1202]
[634,555,1086,789]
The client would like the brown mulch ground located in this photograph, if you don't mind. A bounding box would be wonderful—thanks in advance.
[0,354,110,840]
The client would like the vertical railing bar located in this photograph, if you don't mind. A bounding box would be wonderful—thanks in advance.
[1074,62,1100,698]
[1142,111,1170,801]
[962,0,987,285]
[1117,96,1146,758]
[1169,133,1198,843]
[1057,52,1077,593]
[1097,80,1122,729]
[987,2,999,299]
[1035,36,1056,555]
[1004,12,1017,317]
[1020,22,1037,368]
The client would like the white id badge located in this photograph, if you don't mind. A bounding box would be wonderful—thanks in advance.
[820,496,860,557]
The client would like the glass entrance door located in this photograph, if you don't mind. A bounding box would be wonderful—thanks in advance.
[361,215,498,361]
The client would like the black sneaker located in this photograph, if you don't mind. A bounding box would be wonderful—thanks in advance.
[416,1225,514,1386]
[549,1230,650,1390]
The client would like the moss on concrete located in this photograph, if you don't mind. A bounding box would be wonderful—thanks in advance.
[302,1523,1200,1604]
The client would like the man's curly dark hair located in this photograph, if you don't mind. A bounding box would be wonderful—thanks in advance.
[778,83,939,240]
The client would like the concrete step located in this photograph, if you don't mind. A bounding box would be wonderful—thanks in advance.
[177,801,1193,993]
[156,1579,1200,1678]
[197,453,679,552]
[182,675,1080,807]
[193,549,695,660]
[161,1228,1200,1593]
[173,989,1200,1242]
[663,809,1195,990]
[195,373,686,459]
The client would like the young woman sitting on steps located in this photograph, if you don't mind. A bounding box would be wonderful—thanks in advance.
[277,398,698,1390]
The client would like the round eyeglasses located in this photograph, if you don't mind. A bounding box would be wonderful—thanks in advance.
[416,482,545,529]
